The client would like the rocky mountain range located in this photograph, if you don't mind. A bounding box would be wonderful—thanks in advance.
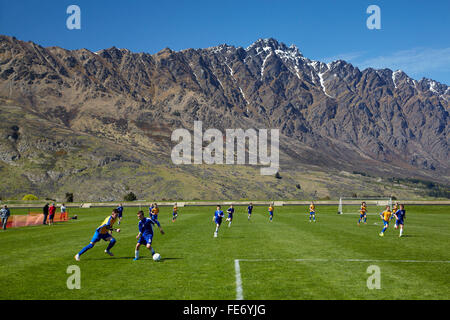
[0,35,448,201]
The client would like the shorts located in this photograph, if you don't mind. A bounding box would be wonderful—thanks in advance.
[215,218,222,225]
[173,212,177,217]
[310,211,315,215]
[383,221,389,226]
[269,212,274,216]
[49,214,55,220]
[118,212,123,218]
[90,231,112,243]
[138,233,153,245]
[396,219,404,225]
[228,214,233,220]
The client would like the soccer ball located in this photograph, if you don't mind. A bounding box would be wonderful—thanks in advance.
[153,253,161,261]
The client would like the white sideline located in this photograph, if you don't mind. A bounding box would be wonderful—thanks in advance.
[234,258,450,300]
[234,259,244,300]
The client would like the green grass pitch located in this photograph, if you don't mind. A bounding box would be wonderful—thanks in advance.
[0,205,448,300]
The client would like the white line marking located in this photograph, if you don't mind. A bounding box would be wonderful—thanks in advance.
[234,258,449,300]
[234,259,244,300]
[238,258,450,263]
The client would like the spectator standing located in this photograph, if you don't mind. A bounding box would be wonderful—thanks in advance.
[43,203,49,225]
[1,205,10,230]
[61,203,67,220]
[48,203,56,226]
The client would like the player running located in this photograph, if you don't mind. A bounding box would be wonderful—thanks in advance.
[150,203,160,227]
[247,203,253,221]
[117,203,124,225]
[74,209,121,261]
[172,203,178,222]
[134,210,164,261]
[391,202,399,223]
[226,204,234,227]
[393,204,406,237]
[357,201,368,225]
[309,202,316,223]
[379,205,392,237]
[269,203,274,222]
[213,205,224,238]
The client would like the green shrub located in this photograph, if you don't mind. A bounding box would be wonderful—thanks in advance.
[22,194,38,201]
[124,192,137,201]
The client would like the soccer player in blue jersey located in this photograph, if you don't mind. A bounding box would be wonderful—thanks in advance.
[134,210,164,260]
[213,205,224,238]
[74,209,121,261]
[226,204,235,227]
[247,203,253,221]
[117,203,124,225]
[393,204,406,237]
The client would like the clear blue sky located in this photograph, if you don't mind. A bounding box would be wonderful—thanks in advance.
[1,0,449,84]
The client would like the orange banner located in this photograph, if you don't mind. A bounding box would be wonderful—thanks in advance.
[5,212,69,228]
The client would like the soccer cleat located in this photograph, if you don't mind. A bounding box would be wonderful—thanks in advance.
[105,250,114,256]
[214,232,218,238]
[379,232,384,237]
[74,254,80,261]
[133,257,139,261]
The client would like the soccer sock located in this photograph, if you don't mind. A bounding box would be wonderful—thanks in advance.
[400,228,403,236]
[106,238,116,251]
[135,250,139,259]
[381,227,387,233]
[149,247,155,255]
[364,217,367,223]
[79,243,94,256]
[215,226,219,233]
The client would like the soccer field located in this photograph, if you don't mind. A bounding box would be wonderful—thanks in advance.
[0,205,449,300]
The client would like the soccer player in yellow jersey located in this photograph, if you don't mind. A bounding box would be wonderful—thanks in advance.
[309,202,316,222]
[391,202,399,223]
[74,209,121,260]
[379,206,392,237]
[357,201,368,225]
[172,203,178,222]
[268,203,274,222]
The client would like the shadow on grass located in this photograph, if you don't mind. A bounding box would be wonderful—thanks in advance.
[87,256,183,261]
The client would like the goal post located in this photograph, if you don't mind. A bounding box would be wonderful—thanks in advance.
[337,197,392,215]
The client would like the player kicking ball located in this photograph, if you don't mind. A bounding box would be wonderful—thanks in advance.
[393,204,406,237]
[213,205,224,237]
[74,209,121,261]
[226,204,234,227]
[134,210,164,261]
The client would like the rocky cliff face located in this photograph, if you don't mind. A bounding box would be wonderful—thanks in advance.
[0,35,448,200]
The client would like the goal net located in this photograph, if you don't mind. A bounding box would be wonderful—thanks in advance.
[337,197,392,215]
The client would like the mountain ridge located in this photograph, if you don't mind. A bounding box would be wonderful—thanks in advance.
[0,35,448,201]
